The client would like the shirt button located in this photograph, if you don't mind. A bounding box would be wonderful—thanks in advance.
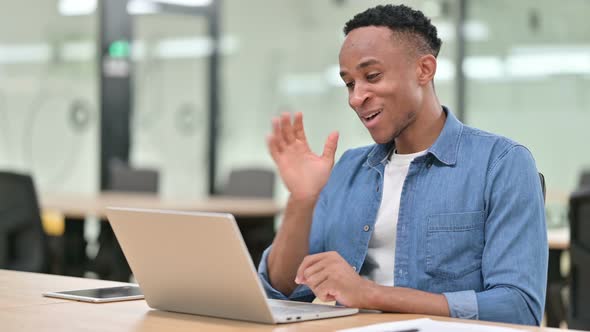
[352,266,357,271]
[426,160,433,168]
[363,225,370,232]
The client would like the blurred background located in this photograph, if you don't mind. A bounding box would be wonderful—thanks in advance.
[0,0,588,213]
[0,0,589,329]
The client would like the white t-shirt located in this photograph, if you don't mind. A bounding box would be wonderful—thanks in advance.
[365,149,428,286]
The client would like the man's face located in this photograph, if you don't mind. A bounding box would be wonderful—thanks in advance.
[339,26,421,144]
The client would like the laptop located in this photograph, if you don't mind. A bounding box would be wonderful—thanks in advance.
[106,207,359,324]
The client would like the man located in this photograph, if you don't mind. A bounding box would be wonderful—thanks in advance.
[259,4,547,326]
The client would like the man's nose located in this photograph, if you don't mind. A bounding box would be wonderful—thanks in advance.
[349,86,369,109]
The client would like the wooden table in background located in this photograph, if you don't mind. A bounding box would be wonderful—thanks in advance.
[548,228,570,250]
[40,192,282,219]
[0,269,570,332]
[39,192,282,279]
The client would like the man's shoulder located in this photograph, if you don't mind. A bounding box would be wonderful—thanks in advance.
[462,124,517,144]
[461,124,525,151]
[459,124,534,166]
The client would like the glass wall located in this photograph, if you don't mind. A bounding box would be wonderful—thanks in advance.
[466,0,590,227]
[219,0,458,202]
[131,13,210,199]
[0,1,98,194]
[2,0,585,217]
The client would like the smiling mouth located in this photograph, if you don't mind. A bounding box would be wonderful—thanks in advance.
[363,110,382,121]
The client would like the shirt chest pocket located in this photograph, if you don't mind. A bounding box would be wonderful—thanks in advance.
[426,211,485,279]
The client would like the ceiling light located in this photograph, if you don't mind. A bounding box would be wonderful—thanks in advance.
[154,0,212,6]
[58,0,96,16]
[127,0,161,15]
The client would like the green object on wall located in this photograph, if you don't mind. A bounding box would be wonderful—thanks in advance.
[108,40,130,58]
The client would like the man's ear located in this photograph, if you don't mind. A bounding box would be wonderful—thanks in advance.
[416,54,437,86]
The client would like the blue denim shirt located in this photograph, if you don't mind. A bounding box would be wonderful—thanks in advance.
[258,108,548,325]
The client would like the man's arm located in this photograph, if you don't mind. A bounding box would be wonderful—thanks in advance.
[263,112,339,296]
[370,287,449,316]
[296,251,450,316]
[267,196,317,295]
[472,145,547,325]
[433,145,547,325]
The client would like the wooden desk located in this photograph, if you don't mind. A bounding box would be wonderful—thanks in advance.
[40,192,282,219]
[0,270,571,332]
[548,228,570,250]
[0,269,127,310]
[546,190,571,206]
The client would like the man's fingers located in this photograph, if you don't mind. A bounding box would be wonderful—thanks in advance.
[272,117,285,150]
[322,131,339,161]
[280,112,296,143]
[313,282,337,303]
[303,268,329,289]
[293,112,307,141]
[266,134,281,162]
[295,253,329,283]
[298,261,327,286]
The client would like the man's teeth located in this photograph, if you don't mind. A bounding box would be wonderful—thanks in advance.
[365,111,381,120]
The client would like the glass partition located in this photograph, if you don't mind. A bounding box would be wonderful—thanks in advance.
[0,1,98,194]
[131,13,210,199]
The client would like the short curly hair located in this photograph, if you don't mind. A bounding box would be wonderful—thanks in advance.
[343,4,442,58]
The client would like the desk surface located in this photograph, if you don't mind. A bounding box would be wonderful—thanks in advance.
[40,192,281,219]
[0,270,573,332]
[547,228,570,250]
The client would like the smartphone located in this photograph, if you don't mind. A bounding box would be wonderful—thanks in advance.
[43,285,144,303]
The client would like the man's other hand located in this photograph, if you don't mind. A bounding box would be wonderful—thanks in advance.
[295,251,376,308]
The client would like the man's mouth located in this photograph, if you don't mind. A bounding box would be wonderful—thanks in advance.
[363,110,382,121]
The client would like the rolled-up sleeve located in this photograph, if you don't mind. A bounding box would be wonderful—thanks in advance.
[443,290,479,319]
[473,145,548,325]
[257,246,315,301]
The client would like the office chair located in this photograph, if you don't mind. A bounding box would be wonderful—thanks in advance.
[539,173,546,202]
[94,159,159,281]
[0,171,48,273]
[107,159,159,193]
[223,167,275,198]
[568,187,590,329]
[579,171,590,188]
[222,167,275,267]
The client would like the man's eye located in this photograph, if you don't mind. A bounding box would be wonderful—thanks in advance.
[345,81,355,89]
[367,73,381,81]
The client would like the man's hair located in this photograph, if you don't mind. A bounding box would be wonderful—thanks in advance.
[343,4,442,58]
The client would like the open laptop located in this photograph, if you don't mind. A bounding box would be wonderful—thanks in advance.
[106,207,359,324]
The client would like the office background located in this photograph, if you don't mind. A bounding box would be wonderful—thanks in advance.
[1,0,590,329]
[0,0,588,227]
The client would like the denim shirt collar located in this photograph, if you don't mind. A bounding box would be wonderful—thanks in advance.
[365,106,462,167]
[364,141,394,168]
[428,106,463,166]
